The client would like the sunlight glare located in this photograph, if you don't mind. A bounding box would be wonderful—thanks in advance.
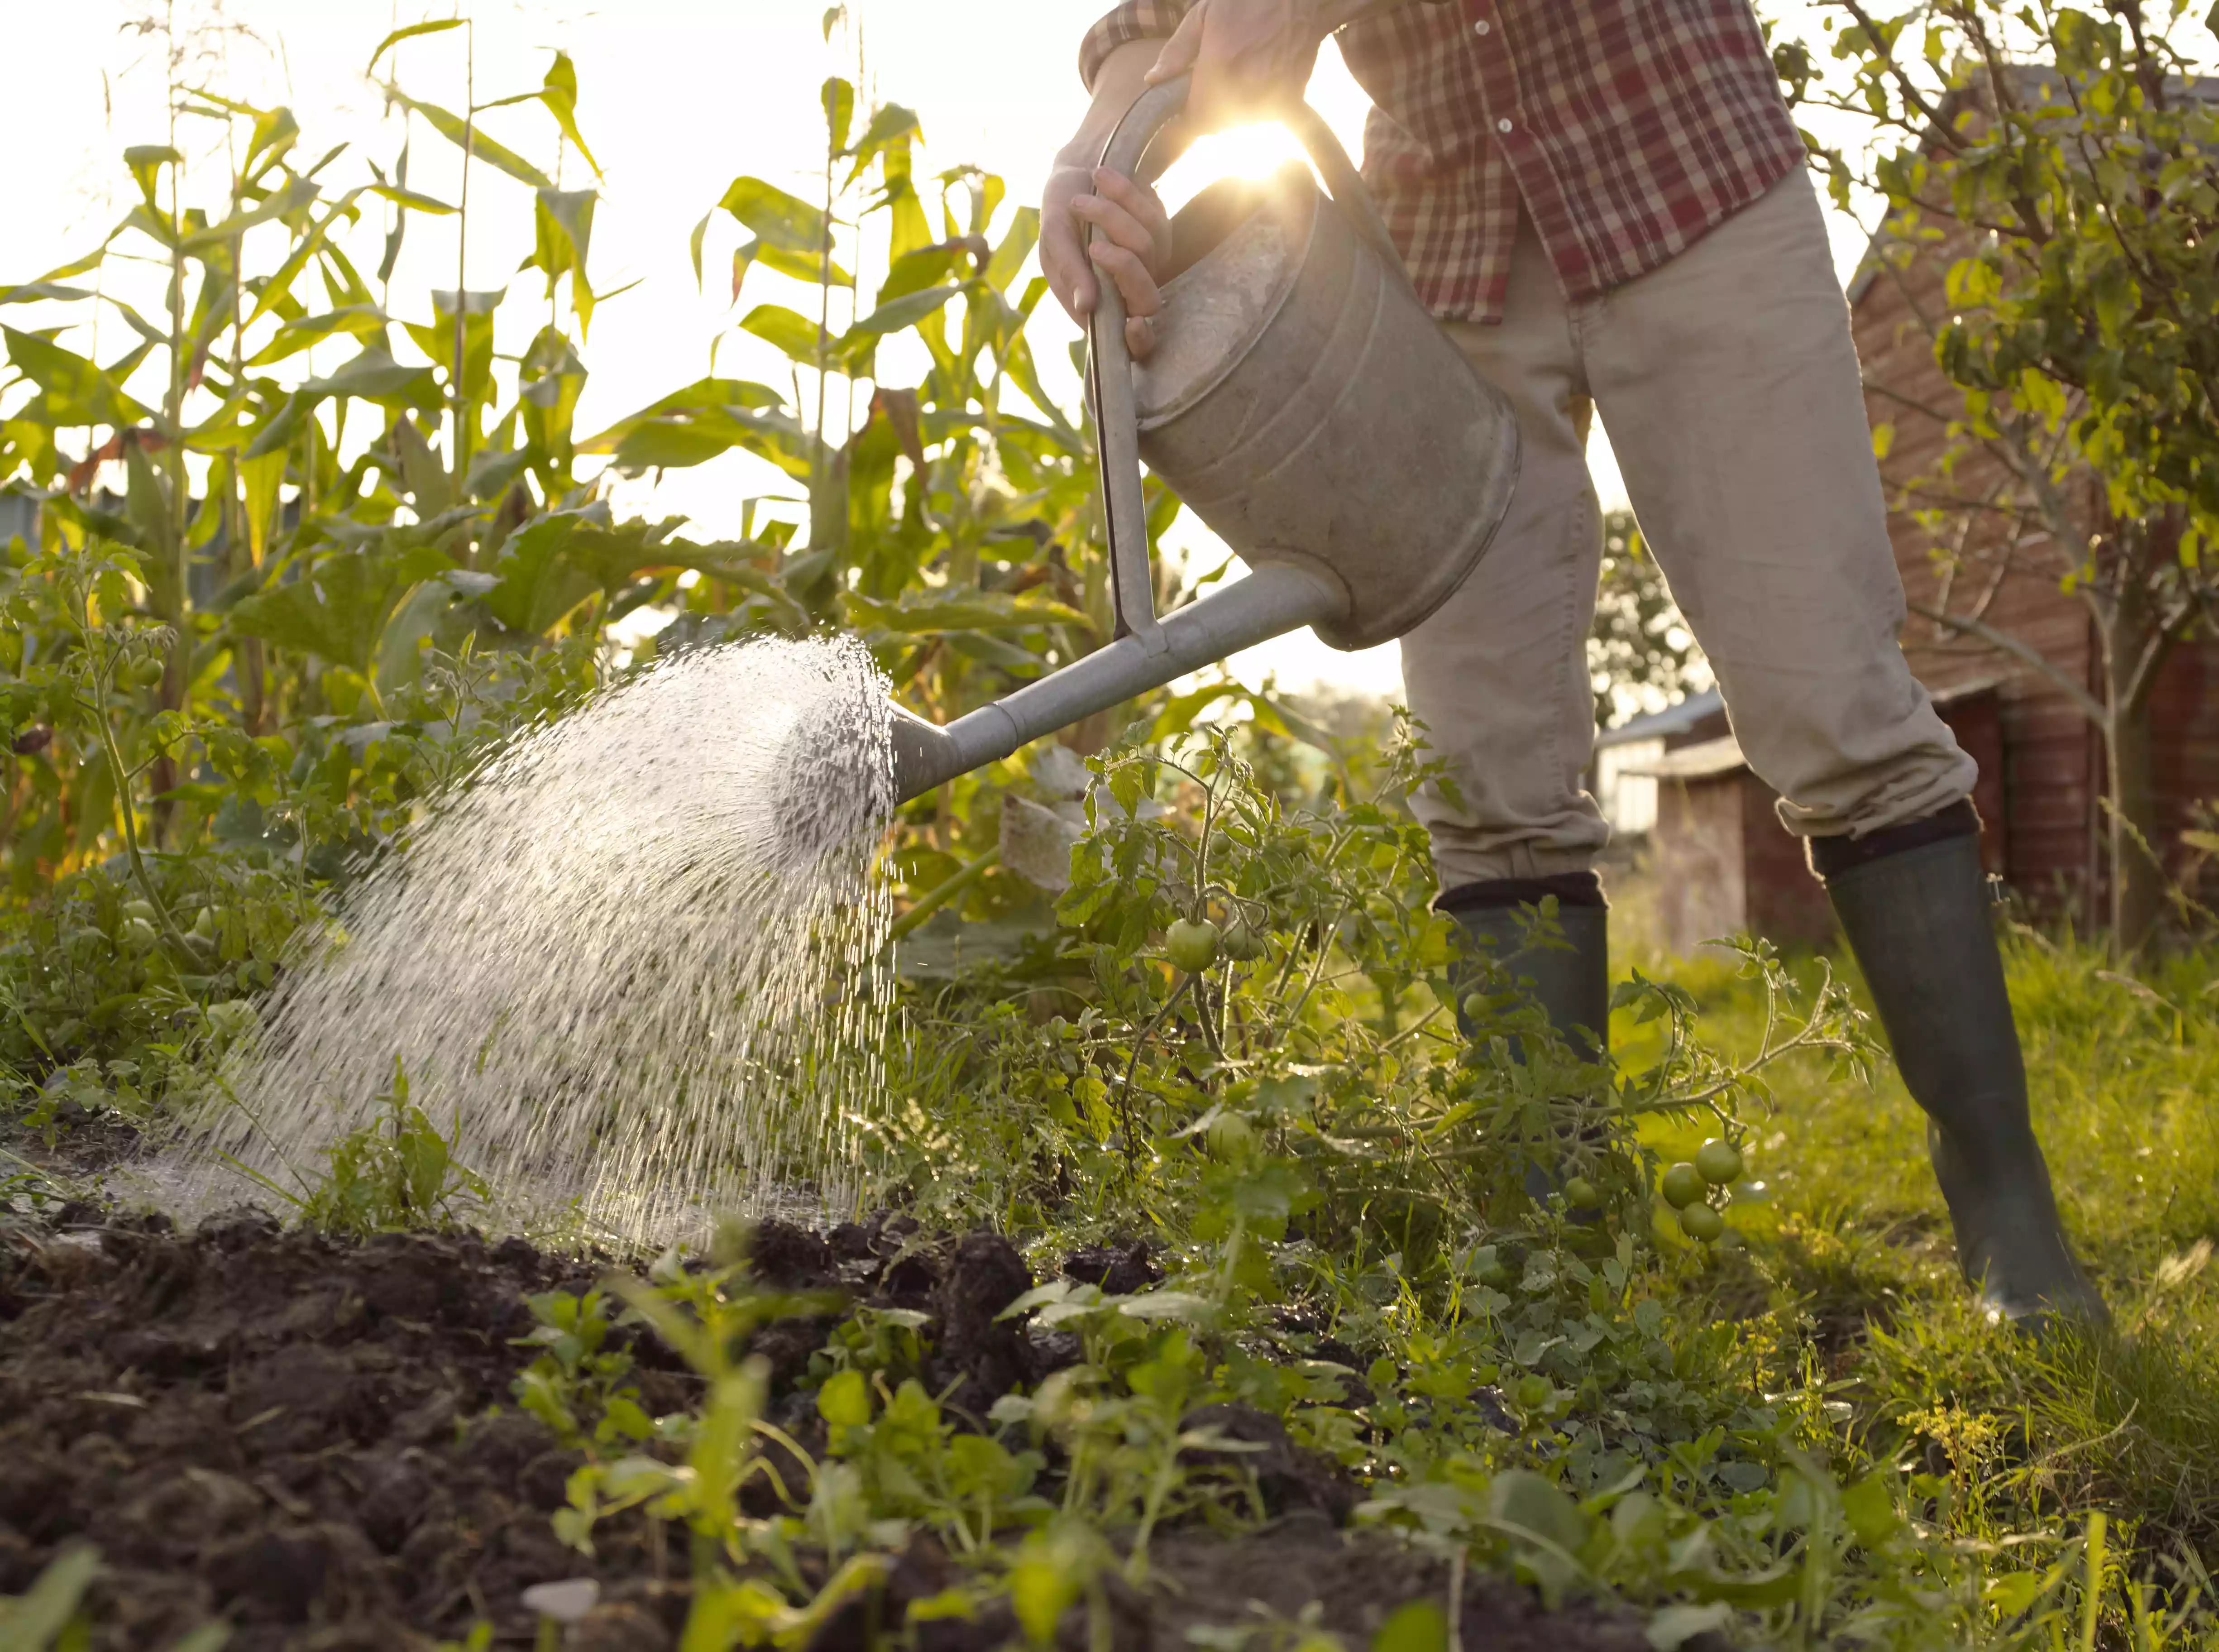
[1156,121,1315,209]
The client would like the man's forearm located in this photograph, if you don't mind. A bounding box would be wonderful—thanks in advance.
[1058,41,1165,170]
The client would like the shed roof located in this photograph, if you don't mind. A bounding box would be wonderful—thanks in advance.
[1593,686,1723,751]
[1623,733,1747,781]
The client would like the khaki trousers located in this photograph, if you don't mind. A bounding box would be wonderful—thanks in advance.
[1399,168,1977,889]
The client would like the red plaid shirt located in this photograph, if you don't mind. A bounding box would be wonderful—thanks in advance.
[1080,0,1807,322]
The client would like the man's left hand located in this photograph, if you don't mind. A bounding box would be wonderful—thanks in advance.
[1145,0,1377,129]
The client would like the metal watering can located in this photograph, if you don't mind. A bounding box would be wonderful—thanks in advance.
[886,75,1520,804]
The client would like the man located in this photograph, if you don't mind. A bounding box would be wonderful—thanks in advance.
[1040,0,2105,1323]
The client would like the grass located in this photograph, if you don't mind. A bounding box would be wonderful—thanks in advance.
[1626,931,2219,1581]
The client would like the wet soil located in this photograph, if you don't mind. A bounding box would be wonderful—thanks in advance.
[1,1202,1669,1651]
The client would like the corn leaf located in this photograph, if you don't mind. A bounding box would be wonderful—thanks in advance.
[366,18,463,76]
[383,88,554,191]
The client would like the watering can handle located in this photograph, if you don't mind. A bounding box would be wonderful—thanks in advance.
[1085,74,1414,652]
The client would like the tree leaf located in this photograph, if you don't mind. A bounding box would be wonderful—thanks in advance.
[242,188,369,328]
[1371,1599,1447,1652]
[239,445,286,565]
[987,206,1042,292]
[1647,1603,1734,1652]
[689,210,713,292]
[754,242,853,289]
[848,103,922,168]
[846,590,1085,634]
[0,282,95,306]
[484,507,606,635]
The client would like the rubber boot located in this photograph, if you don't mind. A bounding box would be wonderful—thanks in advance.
[1439,876,1611,1058]
[1814,805,2107,1327]
[1438,874,1610,1205]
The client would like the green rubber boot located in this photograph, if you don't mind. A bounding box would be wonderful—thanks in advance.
[1442,892,1610,1060]
[1814,809,2107,1327]
[1439,875,1610,1206]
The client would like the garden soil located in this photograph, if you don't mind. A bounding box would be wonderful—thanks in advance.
[1,1197,1671,1652]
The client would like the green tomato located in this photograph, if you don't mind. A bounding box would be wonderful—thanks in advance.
[1219,919,1266,961]
[1165,917,1222,974]
[1562,1175,1601,1209]
[1678,1202,1725,1242]
[1660,1161,1706,1210]
[1205,1111,1257,1162]
[120,917,159,952]
[131,656,166,688]
[121,899,156,924]
[191,906,218,938]
[1695,1138,1746,1186]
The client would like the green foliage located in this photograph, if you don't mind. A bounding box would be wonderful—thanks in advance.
[10,18,2219,1651]
[0,16,1151,1120]
[1589,510,1704,729]
[213,1056,490,1236]
[0,1545,99,1652]
[512,1288,657,1453]
[1792,0,2219,943]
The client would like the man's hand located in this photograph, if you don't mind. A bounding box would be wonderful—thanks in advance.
[1043,163,1175,359]
[1041,2,1377,357]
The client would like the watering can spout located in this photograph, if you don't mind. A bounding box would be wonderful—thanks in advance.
[887,559,1351,804]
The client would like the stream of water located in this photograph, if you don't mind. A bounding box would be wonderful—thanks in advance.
[182,635,895,1245]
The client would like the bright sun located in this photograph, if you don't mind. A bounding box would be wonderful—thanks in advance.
[1156,120,1316,206]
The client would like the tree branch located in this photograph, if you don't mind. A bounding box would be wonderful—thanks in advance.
[1905,599,2109,725]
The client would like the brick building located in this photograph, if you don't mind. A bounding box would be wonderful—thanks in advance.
[1851,227,2219,929]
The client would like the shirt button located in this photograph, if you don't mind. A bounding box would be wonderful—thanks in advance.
[1473,17,1491,33]
[1496,117,1513,134]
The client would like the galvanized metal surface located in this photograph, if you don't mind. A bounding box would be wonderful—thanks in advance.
[888,560,1349,800]
[1131,142,1519,651]
[888,75,1520,803]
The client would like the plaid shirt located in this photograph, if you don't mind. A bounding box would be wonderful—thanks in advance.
[1080,0,1807,322]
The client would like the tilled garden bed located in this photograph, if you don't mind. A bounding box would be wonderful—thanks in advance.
[1,1205,1667,1652]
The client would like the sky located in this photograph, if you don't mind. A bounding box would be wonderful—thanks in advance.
[3,0,1870,698]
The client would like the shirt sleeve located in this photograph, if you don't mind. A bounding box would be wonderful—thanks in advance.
[1079,0,1195,91]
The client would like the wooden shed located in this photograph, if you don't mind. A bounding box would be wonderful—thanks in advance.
[1619,682,2007,957]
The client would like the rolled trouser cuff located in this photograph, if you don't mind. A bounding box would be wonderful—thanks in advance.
[1807,798,1980,882]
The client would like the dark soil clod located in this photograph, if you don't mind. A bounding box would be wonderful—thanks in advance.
[0,1215,682,1650]
[1062,1239,1162,1297]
